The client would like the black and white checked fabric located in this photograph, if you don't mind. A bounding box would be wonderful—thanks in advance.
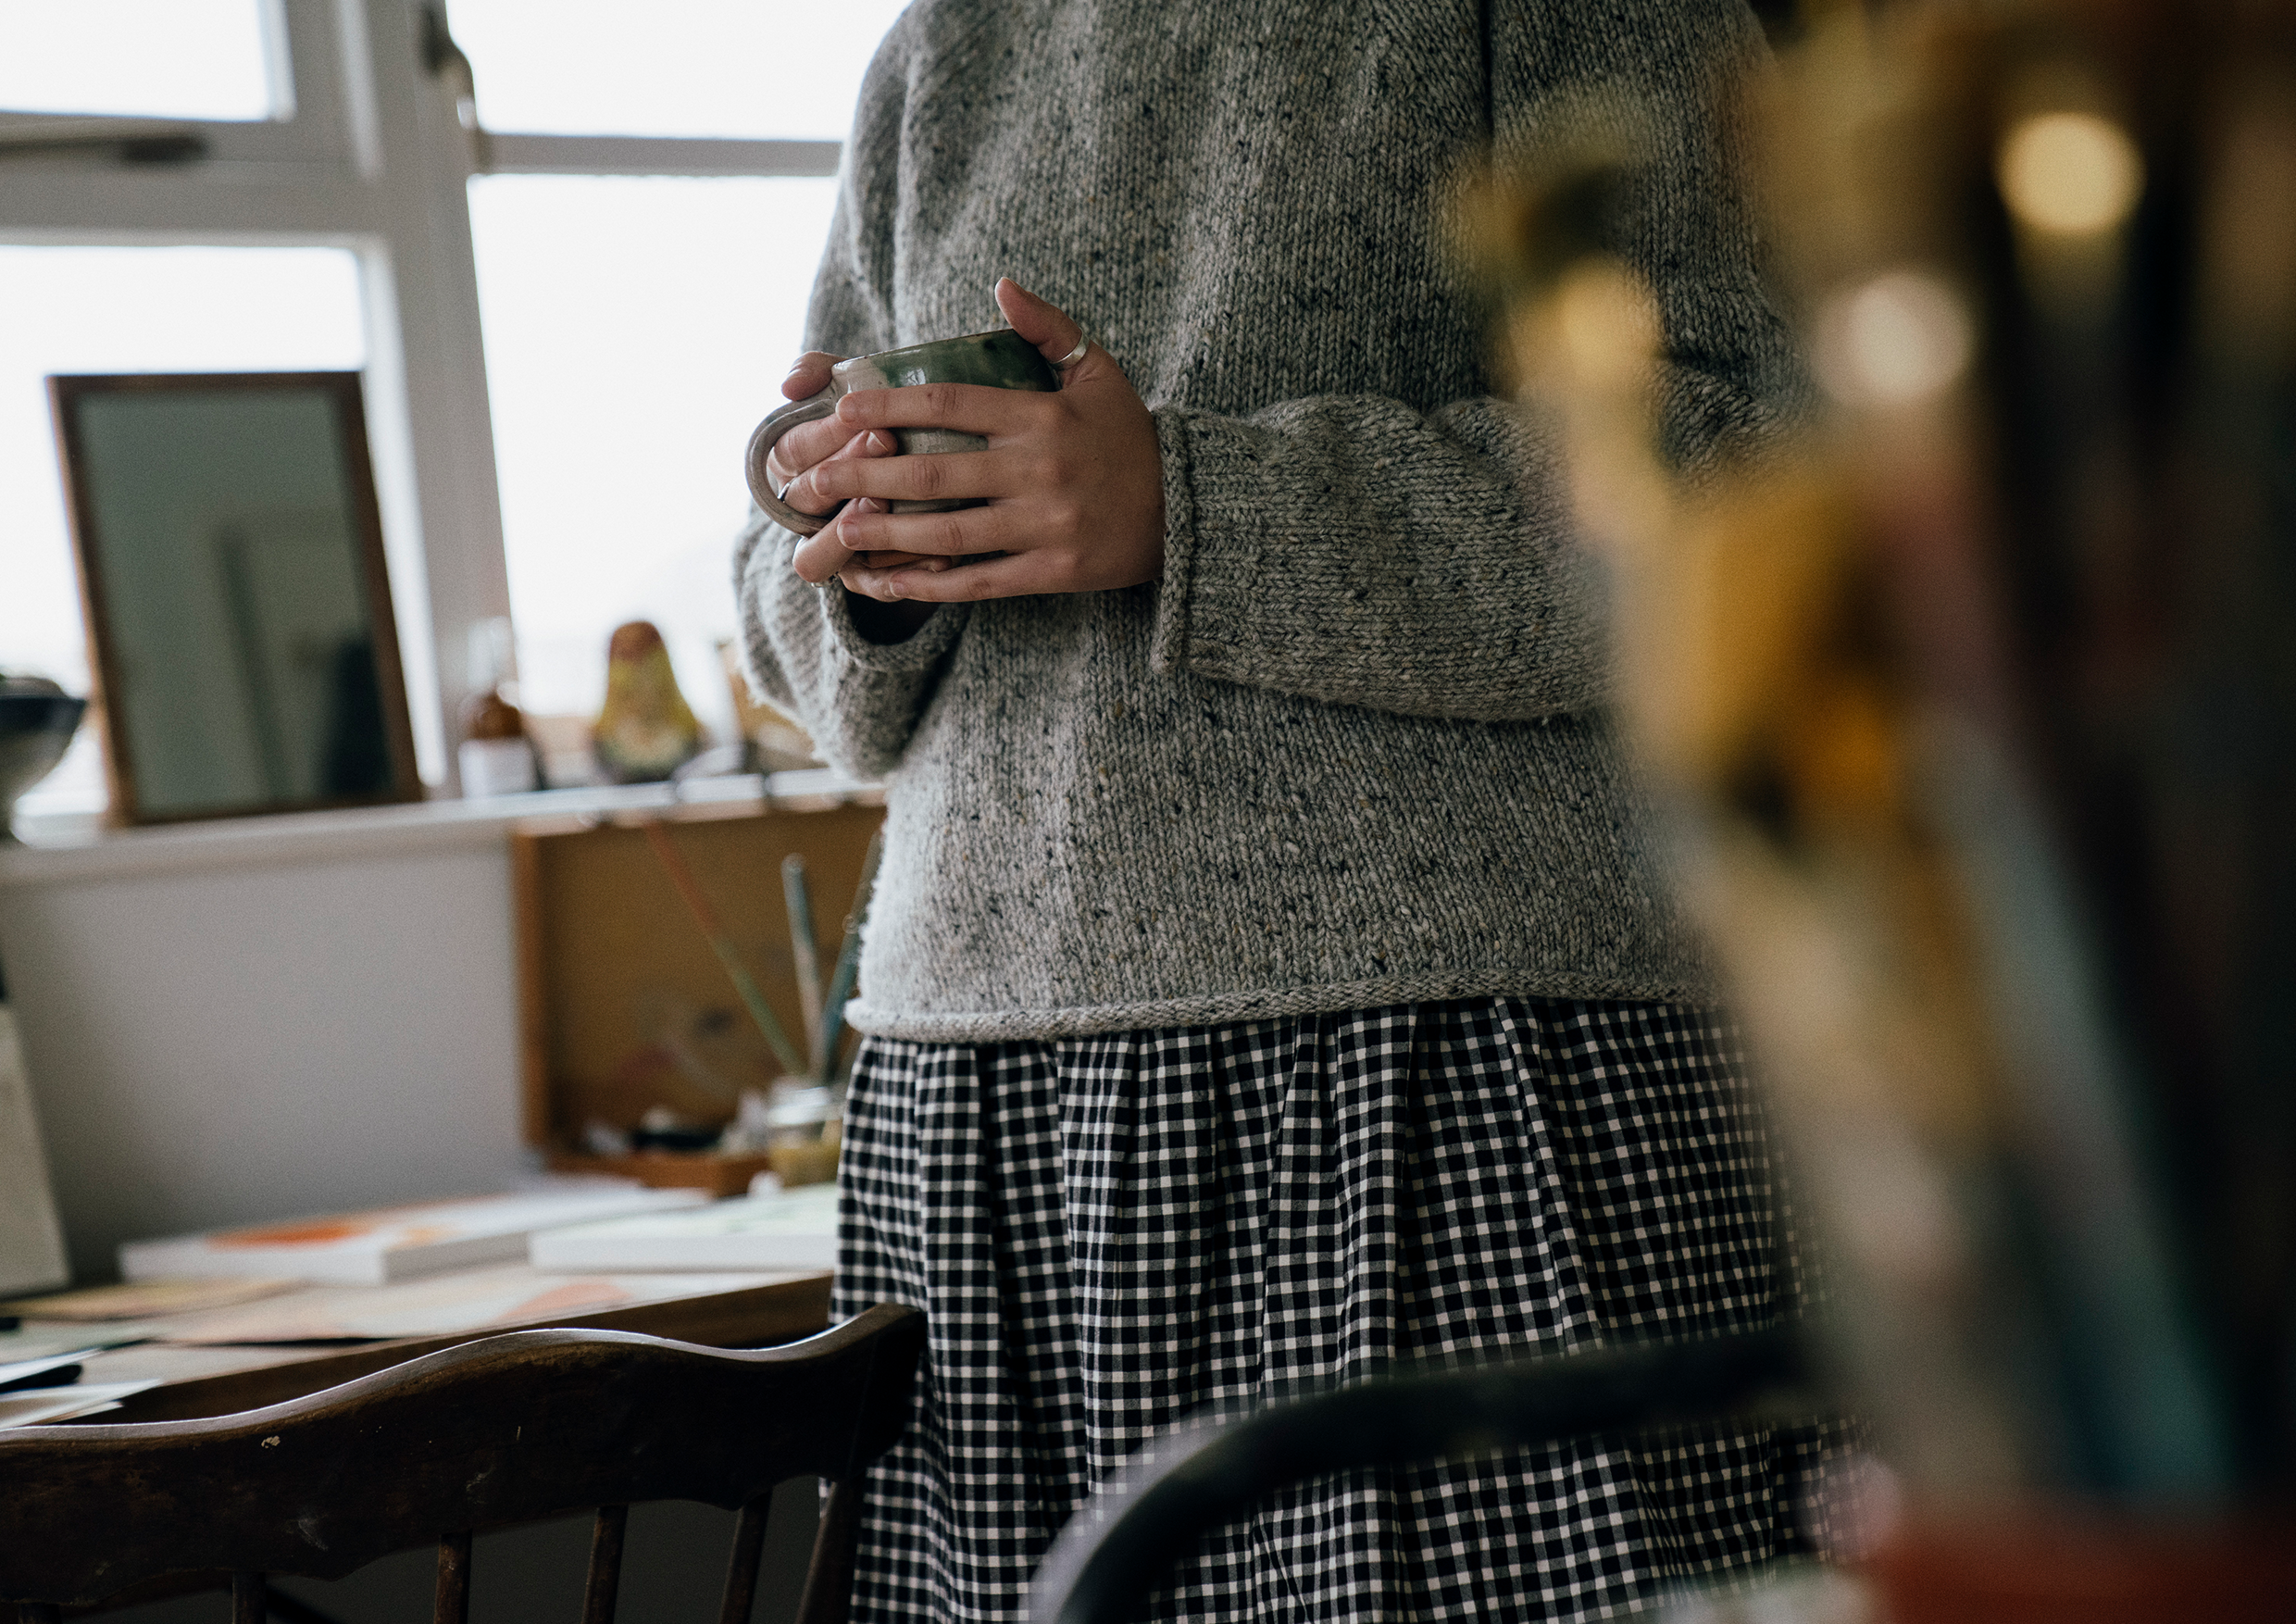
[830,998,1836,1622]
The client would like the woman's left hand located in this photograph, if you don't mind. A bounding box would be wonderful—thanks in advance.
[791,279,1166,603]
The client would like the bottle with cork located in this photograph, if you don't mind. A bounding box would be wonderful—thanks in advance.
[457,617,540,798]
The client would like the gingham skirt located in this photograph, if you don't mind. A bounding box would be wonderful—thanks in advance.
[830,997,1835,1623]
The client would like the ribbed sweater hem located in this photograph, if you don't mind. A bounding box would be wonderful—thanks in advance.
[842,966,1719,1043]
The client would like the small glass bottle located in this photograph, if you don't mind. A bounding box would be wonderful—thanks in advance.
[457,618,540,797]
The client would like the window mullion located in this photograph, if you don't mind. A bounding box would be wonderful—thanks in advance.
[480,133,840,178]
[350,0,509,790]
[0,163,385,243]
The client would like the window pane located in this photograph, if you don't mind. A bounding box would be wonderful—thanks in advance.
[0,0,276,122]
[452,0,909,141]
[468,173,836,731]
[0,247,365,817]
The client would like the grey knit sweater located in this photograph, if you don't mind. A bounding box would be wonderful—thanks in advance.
[737,0,1794,1042]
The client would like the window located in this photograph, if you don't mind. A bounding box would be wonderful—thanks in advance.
[0,0,374,168]
[0,0,279,123]
[0,0,904,813]
[451,0,899,141]
[468,173,839,721]
[454,0,905,741]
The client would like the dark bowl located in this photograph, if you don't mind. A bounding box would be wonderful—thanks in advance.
[0,693,89,835]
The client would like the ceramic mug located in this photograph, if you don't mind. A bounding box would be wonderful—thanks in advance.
[744,327,1058,537]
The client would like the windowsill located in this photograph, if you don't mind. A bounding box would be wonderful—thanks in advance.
[0,768,880,890]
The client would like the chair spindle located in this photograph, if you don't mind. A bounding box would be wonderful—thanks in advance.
[434,1529,472,1624]
[580,1504,628,1624]
[231,1570,266,1624]
[792,1479,862,1624]
[716,1490,774,1624]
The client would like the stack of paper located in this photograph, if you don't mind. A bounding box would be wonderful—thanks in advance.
[530,1185,839,1272]
[0,1324,163,1372]
[0,1352,89,1392]
[120,1187,711,1287]
[0,1380,159,1430]
[2,1278,297,1321]
[151,1266,791,1344]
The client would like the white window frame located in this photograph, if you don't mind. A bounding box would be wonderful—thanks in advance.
[0,0,338,166]
[0,0,841,792]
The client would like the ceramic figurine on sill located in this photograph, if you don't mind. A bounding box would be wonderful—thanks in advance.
[593,619,701,783]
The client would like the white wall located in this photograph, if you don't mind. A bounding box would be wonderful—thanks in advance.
[0,812,527,1281]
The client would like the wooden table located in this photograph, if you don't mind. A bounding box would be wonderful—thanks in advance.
[35,1267,835,1425]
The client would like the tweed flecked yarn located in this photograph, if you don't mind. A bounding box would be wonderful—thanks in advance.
[736,0,1799,1043]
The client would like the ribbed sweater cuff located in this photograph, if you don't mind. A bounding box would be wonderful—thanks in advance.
[815,560,968,673]
[1148,408,1263,684]
[1150,407,1202,675]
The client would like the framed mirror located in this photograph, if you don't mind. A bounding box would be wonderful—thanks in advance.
[48,372,421,824]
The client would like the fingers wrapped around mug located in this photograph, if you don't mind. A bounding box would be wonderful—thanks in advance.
[775,426,899,519]
[790,501,949,584]
[816,397,1162,599]
[788,280,1163,602]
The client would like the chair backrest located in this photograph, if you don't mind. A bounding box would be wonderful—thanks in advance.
[1026,1325,1811,1624]
[0,1301,926,1624]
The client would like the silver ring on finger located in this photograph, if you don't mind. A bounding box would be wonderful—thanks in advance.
[1053,331,1090,371]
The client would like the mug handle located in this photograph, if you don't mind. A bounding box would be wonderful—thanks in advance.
[744,391,840,537]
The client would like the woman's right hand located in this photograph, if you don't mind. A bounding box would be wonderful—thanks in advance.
[766,352,941,584]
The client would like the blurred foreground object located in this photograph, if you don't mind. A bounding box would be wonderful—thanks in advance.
[593,619,702,783]
[1469,0,2296,1558]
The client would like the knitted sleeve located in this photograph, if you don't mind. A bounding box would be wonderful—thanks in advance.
[732,18,971,781]
[1148,0,1798,725]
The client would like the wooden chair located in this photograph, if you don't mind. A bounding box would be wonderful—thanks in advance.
[0,1302,925,1624]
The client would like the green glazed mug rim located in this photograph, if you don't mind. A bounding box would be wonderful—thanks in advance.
[834,325,1053,382]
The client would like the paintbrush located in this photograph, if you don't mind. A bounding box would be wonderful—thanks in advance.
[782,853,825,1075]
[641,819,808,1078]
[817,828,883,1083]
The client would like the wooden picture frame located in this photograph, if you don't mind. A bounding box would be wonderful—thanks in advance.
[48,371,421,825]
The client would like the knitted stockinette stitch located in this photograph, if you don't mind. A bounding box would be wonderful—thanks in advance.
[736,0,1798,1042]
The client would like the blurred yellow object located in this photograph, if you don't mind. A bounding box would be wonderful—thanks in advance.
[1812,269,1975,407]
[767,1131,839,1190]
[593,619,702,784]
[1996,109,2144,236]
